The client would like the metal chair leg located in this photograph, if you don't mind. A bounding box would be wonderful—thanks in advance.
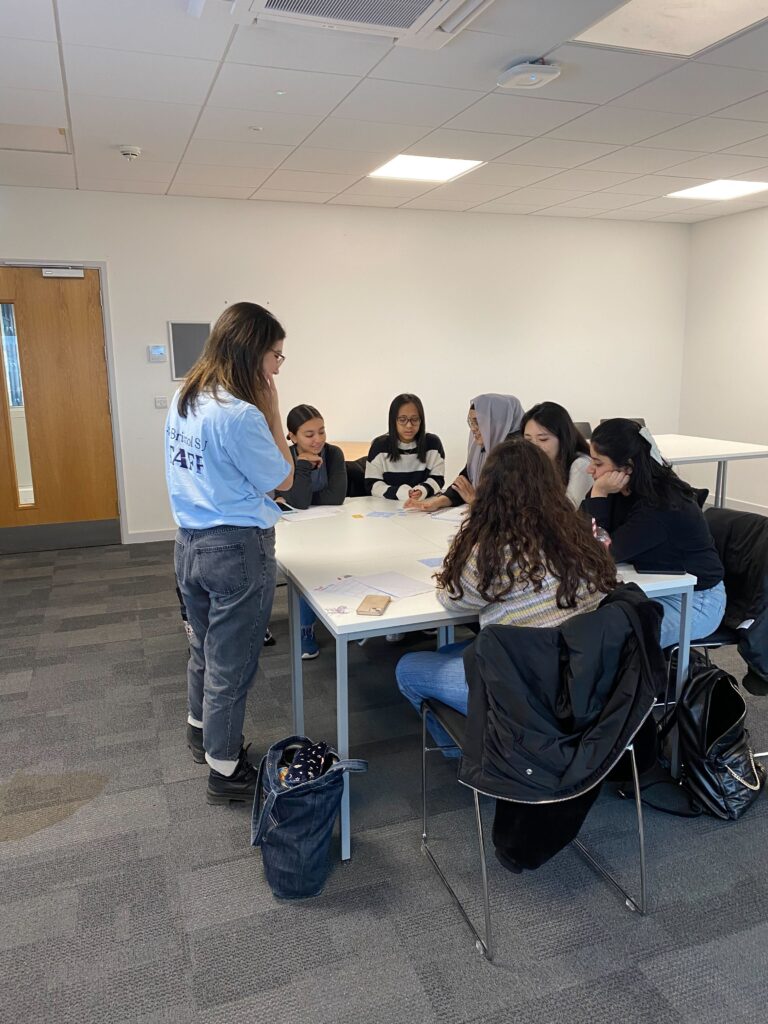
[572,743,647,914]
[420,705,494,961]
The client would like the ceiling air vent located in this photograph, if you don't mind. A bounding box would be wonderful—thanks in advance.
[192,0,499,49]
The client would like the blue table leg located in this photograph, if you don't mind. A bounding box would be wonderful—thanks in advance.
[288,580,304,735]
[670,585,693,777]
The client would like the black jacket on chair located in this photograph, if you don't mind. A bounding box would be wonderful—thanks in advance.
[705,507,768,695]
[459,585,666,869]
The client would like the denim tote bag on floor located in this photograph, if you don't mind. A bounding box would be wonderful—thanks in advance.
[251,735,367,899]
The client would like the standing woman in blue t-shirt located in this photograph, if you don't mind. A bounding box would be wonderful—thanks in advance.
[165,302,294,806]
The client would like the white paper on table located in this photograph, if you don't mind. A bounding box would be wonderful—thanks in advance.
[313,577,371,601]
[354,571,433,599]
[429,506,466,524]
[280,506,342,522]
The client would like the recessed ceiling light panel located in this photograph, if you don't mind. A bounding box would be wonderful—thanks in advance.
[667,179,768,199]
[369,154,483,182]
[575,0,768,57]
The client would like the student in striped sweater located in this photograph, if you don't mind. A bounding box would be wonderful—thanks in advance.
[365,394,445,501]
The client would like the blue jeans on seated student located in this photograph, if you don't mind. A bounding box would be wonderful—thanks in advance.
[396,640,473,757]
[300,597,316,630]
[175,525,275,769]
[655,580,726,650]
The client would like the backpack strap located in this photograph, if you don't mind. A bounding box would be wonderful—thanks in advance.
[251,754,278,848]
[332,759,368,774]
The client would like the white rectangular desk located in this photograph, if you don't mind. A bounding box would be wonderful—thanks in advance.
[277,496,696,861]
[655,434,768,508]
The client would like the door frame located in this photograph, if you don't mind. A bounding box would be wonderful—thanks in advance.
[1,258,128,543]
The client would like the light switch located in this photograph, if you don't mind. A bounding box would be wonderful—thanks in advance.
[154,396,168,409]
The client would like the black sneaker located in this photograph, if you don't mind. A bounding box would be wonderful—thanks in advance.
[187,723,205,764]
[264,627,276,647]
[206,746,259,805]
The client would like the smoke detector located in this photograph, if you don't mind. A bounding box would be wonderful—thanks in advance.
[118,145,142,161]
[496,62,561,90]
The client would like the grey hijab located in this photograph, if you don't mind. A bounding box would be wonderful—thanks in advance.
[466,393,524,485]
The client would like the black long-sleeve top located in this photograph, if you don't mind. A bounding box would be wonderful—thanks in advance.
[275,444,347,509]
[583,490,724,591]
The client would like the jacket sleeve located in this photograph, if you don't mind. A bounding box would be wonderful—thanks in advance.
[583,494,667,563]
[365,438,401,500]
[275,454,313,509]
[314,445,347,506]
[442,464,470,507]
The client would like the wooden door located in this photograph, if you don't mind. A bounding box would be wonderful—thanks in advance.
[0,267,119,528]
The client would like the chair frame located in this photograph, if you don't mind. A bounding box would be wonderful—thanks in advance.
[420,703,648,963]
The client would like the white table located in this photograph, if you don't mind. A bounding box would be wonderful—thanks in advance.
[655,434,768,508]
[276,496,696,860]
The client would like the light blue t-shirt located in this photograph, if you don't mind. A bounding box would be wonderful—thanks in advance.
[165,388,291,529]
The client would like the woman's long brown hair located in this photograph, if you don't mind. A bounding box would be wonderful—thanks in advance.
[177,302,285,418]
[437,439,617,607]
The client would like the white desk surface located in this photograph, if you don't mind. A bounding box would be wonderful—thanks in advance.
[276,496,696,637]
[656,433,768,465]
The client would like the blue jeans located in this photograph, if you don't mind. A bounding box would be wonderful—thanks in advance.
[175,525,276,764]
[656,580,726,650]
[396,640,472,755]
[300,597,316,631]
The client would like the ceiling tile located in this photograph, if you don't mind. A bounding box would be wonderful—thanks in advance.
[342,178,435,198]
[549,106,693,144]
[578,145,706,173]
[75,146,176,181]
[697,23,768,73]
[78,177,166,194]
[0,124,67,153]
[470,201,544,214]
[68,95,199,161]
[723,134,768,158]
[533,206,597,217]
[532,167,639,190]
[0,0,57,41]
[0,38,62,93]
[620,197,708,214]
[173,164,272,188]
[469,0,621,48]
[210,63,357,117]
[552,191,639,210]
[614,63,768,116]
[303,118,430,152]
[329,194,404,207]
[640,116,768,151]
[661,152,768,178]
[0,150,74,187]
[169,184,254,199]
[714,92,768,122]
[465,162,560,186]
[405,129,531,160]
[370,29,538,92]
[494,137,620,167]
[251,189,333,203]
[264,168,361,191]
[58,0,232,59]
[597,208,662,220]
[65,45,217,105]
[445,95,594,136]
[489,186,591,208]
[333,79,482,127]
[539,44,682,104]
[228,22,392,76]
[194,107,322,147]
[402,197,478,211]
[426,181,519,201]
[184,139,293,169]
[601,174,707,196]
[282,148,391,175]
[0,88,67,127]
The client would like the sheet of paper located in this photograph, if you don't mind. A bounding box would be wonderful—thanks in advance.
[429,506,466,523]
[280,506,342,522]
[419,557,443,568]
[313,577,371,601]
[366,510,396,518]
[354,571,433,599]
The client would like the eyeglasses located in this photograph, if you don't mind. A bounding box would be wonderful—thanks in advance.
[271,349,285,365]
[396,416,421,426]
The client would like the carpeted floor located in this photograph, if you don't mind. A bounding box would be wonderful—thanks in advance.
[1,540,767,1024]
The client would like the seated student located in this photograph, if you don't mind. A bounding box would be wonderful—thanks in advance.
[365,394,445,501]
[522,401,592,508]
[584,418,726,649]
[405,393,523,511]
[275,405,347,659]
[396,440,617,751]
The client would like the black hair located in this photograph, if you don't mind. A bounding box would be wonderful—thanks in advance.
[521,402,588,485]
[286,404,323,440]
[591,418,695,509]
[387,393,427,462]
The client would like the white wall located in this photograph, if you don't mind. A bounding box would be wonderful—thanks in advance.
[1,187,690,540]
[682,207,768,514]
